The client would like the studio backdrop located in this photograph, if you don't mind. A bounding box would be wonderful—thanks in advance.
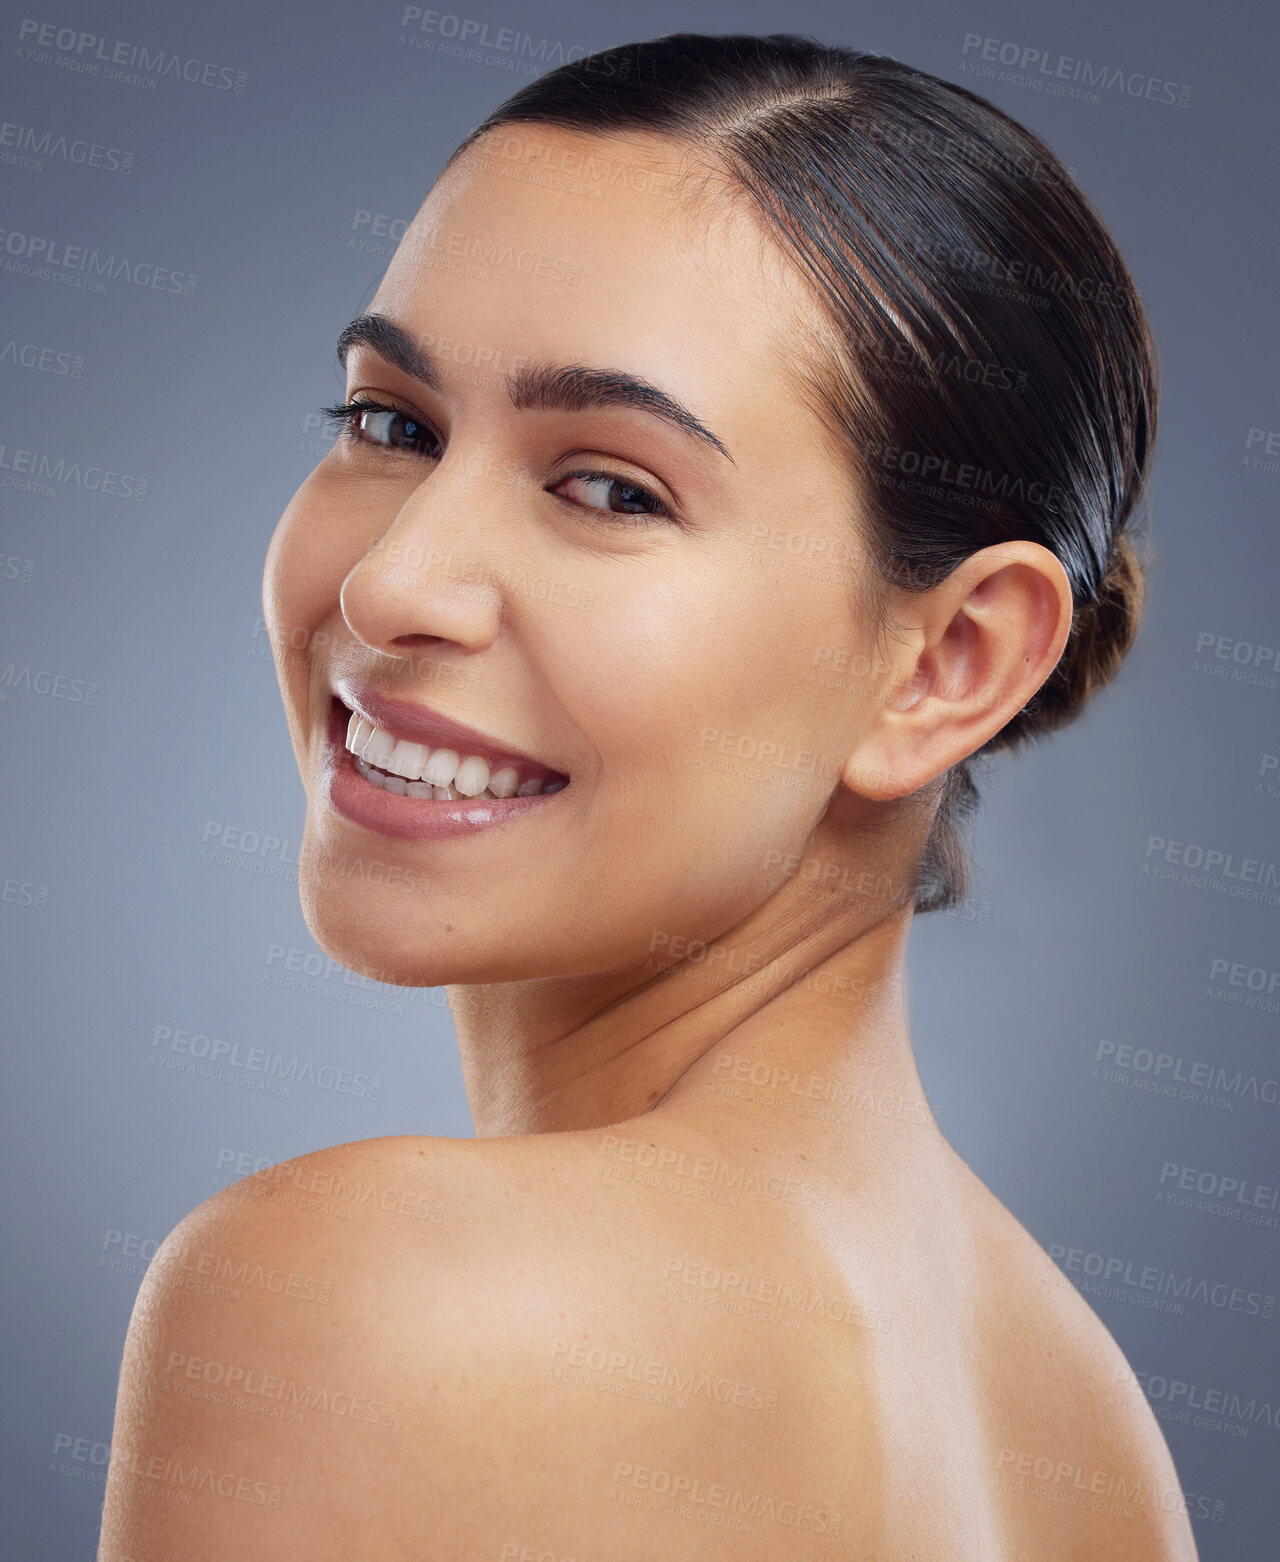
[1,1,1276,1558]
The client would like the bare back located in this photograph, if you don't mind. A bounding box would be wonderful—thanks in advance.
[101,1128,1199,1561]
[402,1129,1198,1561]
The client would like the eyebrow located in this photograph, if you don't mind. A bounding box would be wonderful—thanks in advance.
[336,312,734,463]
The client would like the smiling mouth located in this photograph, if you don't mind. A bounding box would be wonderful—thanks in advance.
[337,700,570,801]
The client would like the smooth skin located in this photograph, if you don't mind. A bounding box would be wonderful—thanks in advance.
[100,128,1197,1561]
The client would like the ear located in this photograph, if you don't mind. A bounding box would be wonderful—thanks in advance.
[843,541,1074,801]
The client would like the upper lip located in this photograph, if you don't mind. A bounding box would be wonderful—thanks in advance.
[333,680,570,781]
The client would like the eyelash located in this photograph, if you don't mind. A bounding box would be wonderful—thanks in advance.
[318,396,675,527]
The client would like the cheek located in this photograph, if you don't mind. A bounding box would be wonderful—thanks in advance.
[263,473,364,765]
[265,472,379,698]
[266,474,348,635]
[553,561,846,852]
[563,552,853,761]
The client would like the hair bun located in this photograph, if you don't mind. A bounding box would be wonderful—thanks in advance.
[1008,529,1149,743]
[1073,529,1147,687]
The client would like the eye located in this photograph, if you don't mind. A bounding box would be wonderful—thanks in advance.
[551,469,673,524]
[319,398,442,459]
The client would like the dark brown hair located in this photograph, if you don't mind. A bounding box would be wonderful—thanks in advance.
[447,32,1157,913]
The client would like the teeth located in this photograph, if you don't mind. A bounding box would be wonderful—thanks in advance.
[347,713,373,753]
[343,711,567,800]
[454,756,490,797]
[489,766,519,798]
[418,748,455,786]
[386,738,429,779]
[362,727,397,767]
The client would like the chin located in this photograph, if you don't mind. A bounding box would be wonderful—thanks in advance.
[293,831,445,984]
[294,851,553,989]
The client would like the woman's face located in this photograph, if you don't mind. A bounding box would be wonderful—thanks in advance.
[265,127,896,987]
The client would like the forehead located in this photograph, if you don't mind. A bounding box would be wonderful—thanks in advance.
[367,126,827,429]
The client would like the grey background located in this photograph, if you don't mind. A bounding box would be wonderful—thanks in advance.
[1,0,1276,1556]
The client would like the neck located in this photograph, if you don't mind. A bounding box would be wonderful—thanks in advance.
[448,867,931,1147]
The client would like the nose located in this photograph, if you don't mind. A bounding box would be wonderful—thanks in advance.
[339,472,506,660]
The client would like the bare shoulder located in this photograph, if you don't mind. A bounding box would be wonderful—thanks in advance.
[948,1151,1201,1562]
[97,1130,709,1562]
[97,1134,482,1561]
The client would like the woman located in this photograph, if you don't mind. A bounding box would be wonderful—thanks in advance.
[100,32,1197,1562]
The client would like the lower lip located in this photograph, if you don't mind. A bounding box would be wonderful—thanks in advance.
[321,701,568,841]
